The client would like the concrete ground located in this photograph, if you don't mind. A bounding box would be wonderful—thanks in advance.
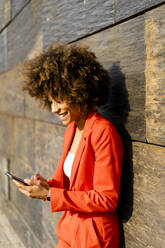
[0,208,26,248]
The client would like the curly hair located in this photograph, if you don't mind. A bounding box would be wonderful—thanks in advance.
[22,42,110,110]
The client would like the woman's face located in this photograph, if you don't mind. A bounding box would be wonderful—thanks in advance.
[50,97,86,127]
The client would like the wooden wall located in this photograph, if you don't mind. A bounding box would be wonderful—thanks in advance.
[0,1,165,247]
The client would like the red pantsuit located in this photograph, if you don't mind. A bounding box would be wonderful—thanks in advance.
[48,111,123,247]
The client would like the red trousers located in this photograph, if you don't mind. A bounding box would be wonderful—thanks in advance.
[56,211,120,248]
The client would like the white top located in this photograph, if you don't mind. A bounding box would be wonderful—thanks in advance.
[63,151,75,179]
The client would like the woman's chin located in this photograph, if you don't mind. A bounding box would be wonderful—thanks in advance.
[60,116,71,125]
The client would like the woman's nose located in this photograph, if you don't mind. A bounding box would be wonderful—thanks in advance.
[51,102,60,113]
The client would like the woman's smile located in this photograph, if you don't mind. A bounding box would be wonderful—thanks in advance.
[50,100,71,123]
[58,111,69,120]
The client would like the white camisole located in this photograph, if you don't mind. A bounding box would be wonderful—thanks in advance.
[63,151,75,179]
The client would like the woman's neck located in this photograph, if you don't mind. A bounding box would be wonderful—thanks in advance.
[75,111,88,131]
[75,106,96,131]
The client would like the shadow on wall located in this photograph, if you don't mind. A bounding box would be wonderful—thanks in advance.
[99,62,134,248]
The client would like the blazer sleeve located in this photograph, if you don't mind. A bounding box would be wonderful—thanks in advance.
[49,123,123,213]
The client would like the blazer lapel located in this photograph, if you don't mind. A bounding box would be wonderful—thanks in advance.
[54,122,75,188]
[69,135,86,189]
[69,110,97,189]
[62,121,76,159]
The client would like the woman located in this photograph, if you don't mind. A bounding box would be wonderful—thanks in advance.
[14,42,124,247]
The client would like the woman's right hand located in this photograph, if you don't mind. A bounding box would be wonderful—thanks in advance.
[13,173,50,200]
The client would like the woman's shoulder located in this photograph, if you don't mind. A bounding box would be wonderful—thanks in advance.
[91,111,115,131]
[90,112,122,142]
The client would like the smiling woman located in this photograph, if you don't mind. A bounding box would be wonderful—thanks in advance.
[50,97,87,129]
[13,41,124,248]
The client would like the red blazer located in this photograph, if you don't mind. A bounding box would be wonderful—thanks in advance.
[48,111,123,247]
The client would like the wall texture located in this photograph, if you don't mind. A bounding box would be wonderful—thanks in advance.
[0,0,165,247]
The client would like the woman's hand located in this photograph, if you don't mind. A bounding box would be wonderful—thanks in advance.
[13,174,50,200]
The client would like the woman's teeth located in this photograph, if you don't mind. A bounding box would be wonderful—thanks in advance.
[59,112,68,119]
[60,112,67,116]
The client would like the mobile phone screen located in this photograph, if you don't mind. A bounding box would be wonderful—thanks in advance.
[5,172,29,186]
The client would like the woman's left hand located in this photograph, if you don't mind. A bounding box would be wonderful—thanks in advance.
[13,175,50,200]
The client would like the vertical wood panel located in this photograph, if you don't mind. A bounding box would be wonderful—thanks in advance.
[78,15,146,141]
[0,0,11,30]
[145,5,165,146]
[124,142,165,248]
[0,29,7,73]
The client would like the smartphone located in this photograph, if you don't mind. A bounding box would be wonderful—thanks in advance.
[5,172,29,186]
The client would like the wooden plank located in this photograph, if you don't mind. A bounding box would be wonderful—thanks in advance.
[0,29,7,73]
[124,142,165,248]
[0,0,11,30]
[145,4,165,146]
[116,0,165,22]
[13,118,35,168]
[42,0,114,49]
[7,0,42,70]
[42,0,86,49]
[0,115,13,155]
[0,65,25,116]
[85,0,114,34]
[0,155,9,198]
[11,0,29,18]
[78,15,146,141]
